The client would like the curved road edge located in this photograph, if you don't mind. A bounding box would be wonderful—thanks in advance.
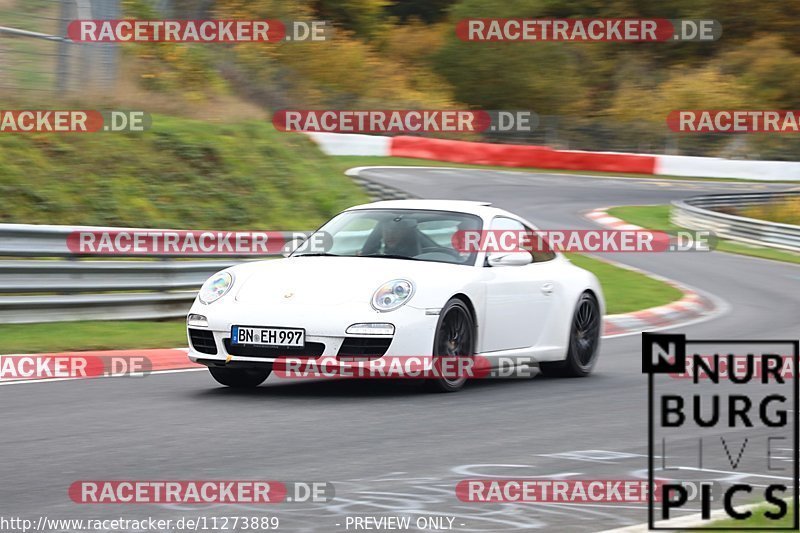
[593,255,728,338]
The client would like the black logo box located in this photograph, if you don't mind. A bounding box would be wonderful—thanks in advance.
[643,333,799,530]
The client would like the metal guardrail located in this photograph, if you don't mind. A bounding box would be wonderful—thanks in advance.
[0,223,291,323]
[0,255,259,324]
[0,292,200,324]
[0,223,307,258]
[0,223,302,322]
[0,260,240,294]
[0,175,414,323]
[671,192,800,252]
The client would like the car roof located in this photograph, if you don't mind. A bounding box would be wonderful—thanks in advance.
[346,199,502,218]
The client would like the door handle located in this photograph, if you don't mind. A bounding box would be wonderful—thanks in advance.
[541,282,554,295]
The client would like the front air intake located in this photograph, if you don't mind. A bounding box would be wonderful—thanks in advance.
[188,328,218,355]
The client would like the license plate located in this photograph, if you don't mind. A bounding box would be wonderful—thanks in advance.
[231,326,305,348]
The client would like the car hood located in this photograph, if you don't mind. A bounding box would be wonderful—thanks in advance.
[231,256,476,307]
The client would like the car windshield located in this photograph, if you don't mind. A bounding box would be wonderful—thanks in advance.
[292,209,483,265]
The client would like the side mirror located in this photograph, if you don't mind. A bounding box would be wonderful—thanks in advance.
[487,250,533,267]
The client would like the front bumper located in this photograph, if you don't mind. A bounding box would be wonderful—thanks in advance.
[186,300,439,368]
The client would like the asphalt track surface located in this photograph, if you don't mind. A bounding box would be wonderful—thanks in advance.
[2,168,799,533]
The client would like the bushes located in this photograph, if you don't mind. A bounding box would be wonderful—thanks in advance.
[739,199,800,226]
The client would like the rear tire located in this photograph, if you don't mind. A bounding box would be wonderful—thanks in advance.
[208,366,270,388]
[425,298,475,393]
[541,292,601,377]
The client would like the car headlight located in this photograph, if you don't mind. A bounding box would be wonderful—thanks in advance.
[372,279,414,312]
[198,272,233,304]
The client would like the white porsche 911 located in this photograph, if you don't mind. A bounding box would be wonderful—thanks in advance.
[187,200,603,392]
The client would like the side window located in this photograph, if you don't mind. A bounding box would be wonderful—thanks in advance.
[523,224,556,263]
[489,217,555,263]
[487,217,525,265]
[489,217,525,232]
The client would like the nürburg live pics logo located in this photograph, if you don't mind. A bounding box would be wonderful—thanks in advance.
[643,333,798,530]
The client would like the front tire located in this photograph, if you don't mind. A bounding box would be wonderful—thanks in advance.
[425,298,475,393]
[208,366,271,388]
[541,292,601,377]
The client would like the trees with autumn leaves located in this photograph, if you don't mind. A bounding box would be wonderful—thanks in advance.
[125,0,800,156]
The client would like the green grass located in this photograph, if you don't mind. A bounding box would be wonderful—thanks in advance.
[0,320,187,353]
[566,253,683,315]
[695,502,795,530]
[607,205,800,265]
[0,116,369,229]
[333,156,792,183]
[0,255,682,352]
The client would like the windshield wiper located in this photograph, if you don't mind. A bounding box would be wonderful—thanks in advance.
[293,253,341,257]
[362,254,421,261]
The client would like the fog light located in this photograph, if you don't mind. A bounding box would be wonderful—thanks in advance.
[187,313,208,327]
[346,323,395,335]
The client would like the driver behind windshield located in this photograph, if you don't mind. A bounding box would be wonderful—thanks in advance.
[377,218,420,257]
